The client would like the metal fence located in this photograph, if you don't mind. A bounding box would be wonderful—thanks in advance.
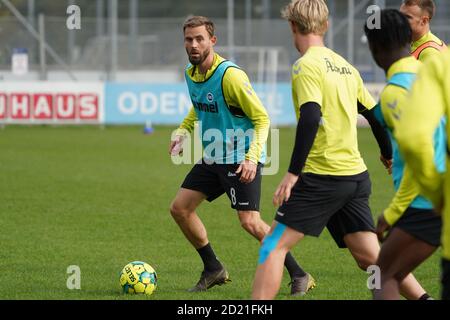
[1,0,450,82]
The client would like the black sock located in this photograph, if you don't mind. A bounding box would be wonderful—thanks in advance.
[419,293,431,300]
[284,252,307,278]
[197,243,223,272]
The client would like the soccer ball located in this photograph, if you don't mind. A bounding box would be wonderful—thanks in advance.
[119,261,157,295]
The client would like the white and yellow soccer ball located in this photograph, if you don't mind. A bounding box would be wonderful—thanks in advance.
[119,261,157,296]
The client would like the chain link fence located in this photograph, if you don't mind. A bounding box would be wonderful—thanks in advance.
[0,3,449,82]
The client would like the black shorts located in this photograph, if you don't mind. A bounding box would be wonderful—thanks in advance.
[181,160,262,211]
[275,171,375,248]
[392,207,442,247]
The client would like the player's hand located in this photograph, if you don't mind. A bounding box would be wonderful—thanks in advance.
[273,172,299,207]
[380,155,393,175]
[169,135,184,156]
[236,160,257,184]
[375,214,391,242]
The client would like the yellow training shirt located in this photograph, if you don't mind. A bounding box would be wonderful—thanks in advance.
[395,50,450,259]
[379,57,422,226]
[291,46,376,176]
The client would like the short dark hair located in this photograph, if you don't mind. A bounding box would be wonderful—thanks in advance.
[183,16,215,38]
[364,9,412,52]
[403,0,435,20]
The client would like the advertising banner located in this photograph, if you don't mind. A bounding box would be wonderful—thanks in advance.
[104,82,297,125]
[0,81,384,126]
[0,82,104,124]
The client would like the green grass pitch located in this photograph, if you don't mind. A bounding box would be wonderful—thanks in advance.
[0,125,442,300]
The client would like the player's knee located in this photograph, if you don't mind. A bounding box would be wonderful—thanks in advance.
[392,270,410,283]
[258,238,288,265]
[258,242,273,264]
[357,260,373,271]
[240,221,253,234]
[376,259,395,278]
[356,255,378,271]
[375,258,406,283]
[257,223,287,265]
[239,216,258,233]
[169,201,189,220]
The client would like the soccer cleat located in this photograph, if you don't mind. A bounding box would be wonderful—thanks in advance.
[188,267,231,292]
[419,293,434,300]
[289,273,316,296]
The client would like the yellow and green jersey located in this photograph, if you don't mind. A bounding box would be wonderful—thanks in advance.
[176,53,269,164]
[395,50,450,259]
[291,46,376,176]
[378,57,446,226]
[411,31,447,62]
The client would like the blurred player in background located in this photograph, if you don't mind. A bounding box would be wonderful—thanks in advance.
[252,0,428,300]
[168,16,315,295]
[365,9,444,300]
[395,40,450,301]
[400,0,447,62]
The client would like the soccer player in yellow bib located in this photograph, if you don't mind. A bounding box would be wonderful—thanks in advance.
[395,44,450,301]
[251,0,428,300]
[400,0,447,62]
[365,9,443,300]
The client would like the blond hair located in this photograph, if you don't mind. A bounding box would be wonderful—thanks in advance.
[281,0,329,35]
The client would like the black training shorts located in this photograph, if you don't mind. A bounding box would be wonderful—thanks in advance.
[392,207,442,247]
[181,160,263,211]
[275,171,375,248]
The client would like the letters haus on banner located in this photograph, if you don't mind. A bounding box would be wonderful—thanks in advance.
[0,82,104,124]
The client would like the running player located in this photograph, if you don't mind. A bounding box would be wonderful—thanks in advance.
[395,39,450,301]
[365,9,445,300]
[251,0,428,300]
